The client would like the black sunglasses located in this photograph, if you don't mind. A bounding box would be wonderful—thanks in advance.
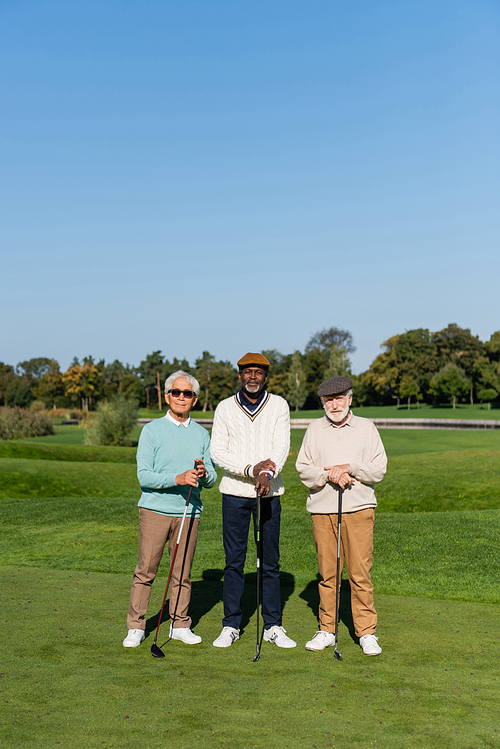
[168,388,196,399]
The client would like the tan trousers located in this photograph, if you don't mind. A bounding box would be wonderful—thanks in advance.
[127,507,200,631]
[312,509,377,638]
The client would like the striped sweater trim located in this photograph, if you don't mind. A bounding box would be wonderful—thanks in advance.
[233,392,271,421]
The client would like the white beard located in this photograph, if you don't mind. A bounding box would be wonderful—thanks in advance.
[244,383,261,394]
[325,403,350,423]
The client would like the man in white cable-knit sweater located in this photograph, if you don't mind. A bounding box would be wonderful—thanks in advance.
[210,352,296,649]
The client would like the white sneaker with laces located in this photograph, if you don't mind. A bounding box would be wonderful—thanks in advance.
[263,625,297,648]
[213,627,240,648]
[169,626,202,644]
[359,634,382,656]
[122,629,145,648]
[305,630,335,651]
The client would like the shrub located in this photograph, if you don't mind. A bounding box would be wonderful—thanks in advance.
[82,395,139,446]
[29,400,47,413]
[0,407,55,440]
[46,408,83,420]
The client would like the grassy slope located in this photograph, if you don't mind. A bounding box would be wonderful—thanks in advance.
[1,427,500,748]
[284,429,500,512]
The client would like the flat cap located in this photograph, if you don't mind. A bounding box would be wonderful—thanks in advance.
[237,352,270,369]
[318,376,353,397]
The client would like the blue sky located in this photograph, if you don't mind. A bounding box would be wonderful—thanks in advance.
[1,0,499,374]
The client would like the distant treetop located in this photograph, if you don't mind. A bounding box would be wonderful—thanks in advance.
[305,327,356,354]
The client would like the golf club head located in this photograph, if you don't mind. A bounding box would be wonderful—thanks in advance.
[334,648,342,661]
[151,642,165,658]
[252,651,261,662]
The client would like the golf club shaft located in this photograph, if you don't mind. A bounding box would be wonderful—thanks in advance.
[152,474,195,644]
[254,489,261,661]
[334,488,343,650]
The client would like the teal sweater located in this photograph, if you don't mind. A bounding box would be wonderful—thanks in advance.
[137,416,217,517]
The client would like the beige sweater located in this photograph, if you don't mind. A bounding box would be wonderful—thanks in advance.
[296,413,387,514]
[210,392,290,498]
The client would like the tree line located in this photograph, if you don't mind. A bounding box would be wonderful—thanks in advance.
[1,323,499,413]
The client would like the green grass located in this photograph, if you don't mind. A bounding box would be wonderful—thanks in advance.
[351,403,500,419]
[2,566,499,749]
[140,403,500,420]
[1,427,500,748]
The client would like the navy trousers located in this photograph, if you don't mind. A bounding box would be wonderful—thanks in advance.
[222,493,282,630]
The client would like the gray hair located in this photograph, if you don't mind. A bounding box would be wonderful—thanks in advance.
[164,370,200,396]
[320,388,352,406]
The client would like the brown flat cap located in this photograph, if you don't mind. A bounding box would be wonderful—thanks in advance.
[318,376,353,397]
[237,352,270,369]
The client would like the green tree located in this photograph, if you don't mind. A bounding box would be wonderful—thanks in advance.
[323,344,352,380]
[361,329,437,405]
[17,357,55,380]
[0,363,17,406]
[195,351,216,412]
[473,331,500,397]
[137,351,165,409]
[477,388,497,411]
[305,327,356,355]
[100,359,144,403]
[62,361,102,411]
[287,351,307,411]
[5,377,34,408]
[303,327,355,407]
[361,334,401,405]
[399,375,420,410]
[262,349,293,398]
[32,361,66,408]
[195,352,237,412]
[429,363,471,408]
[431,323,483,403]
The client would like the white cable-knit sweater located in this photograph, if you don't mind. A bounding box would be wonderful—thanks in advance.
[210,392,291,498]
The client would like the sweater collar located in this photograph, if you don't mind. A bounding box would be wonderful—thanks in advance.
[237,388,268,412]
[165,410,191,428]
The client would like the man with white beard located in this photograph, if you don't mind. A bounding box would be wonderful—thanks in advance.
[296,376,387,656]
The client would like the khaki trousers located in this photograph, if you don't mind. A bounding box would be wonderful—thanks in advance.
[312,509,377,638]
[127,507,200,631]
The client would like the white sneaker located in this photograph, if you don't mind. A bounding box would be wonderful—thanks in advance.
[263,625,297,649]
[305,630,335,651]
[123,629,145,648]
[359,634,382,656]
[169,626,202,644]
[213,627,240,648]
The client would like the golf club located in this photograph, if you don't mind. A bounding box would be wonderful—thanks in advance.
[151,463,197,658]
[334,487,343,661]
[252,488,262,662]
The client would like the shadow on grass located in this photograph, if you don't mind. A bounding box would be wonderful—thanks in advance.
[145,569,296,639]
[299,576,356,642]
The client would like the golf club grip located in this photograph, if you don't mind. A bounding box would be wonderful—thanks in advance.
[174,483,194,544]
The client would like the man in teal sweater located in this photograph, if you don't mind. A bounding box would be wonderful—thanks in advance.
[123,371,217,648]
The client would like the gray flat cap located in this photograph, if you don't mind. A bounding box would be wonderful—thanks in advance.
[318,376,353,397]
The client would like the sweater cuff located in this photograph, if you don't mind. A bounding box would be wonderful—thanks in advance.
[348,463,359,478]
[244,465,254,478]
[164,472,179,488]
